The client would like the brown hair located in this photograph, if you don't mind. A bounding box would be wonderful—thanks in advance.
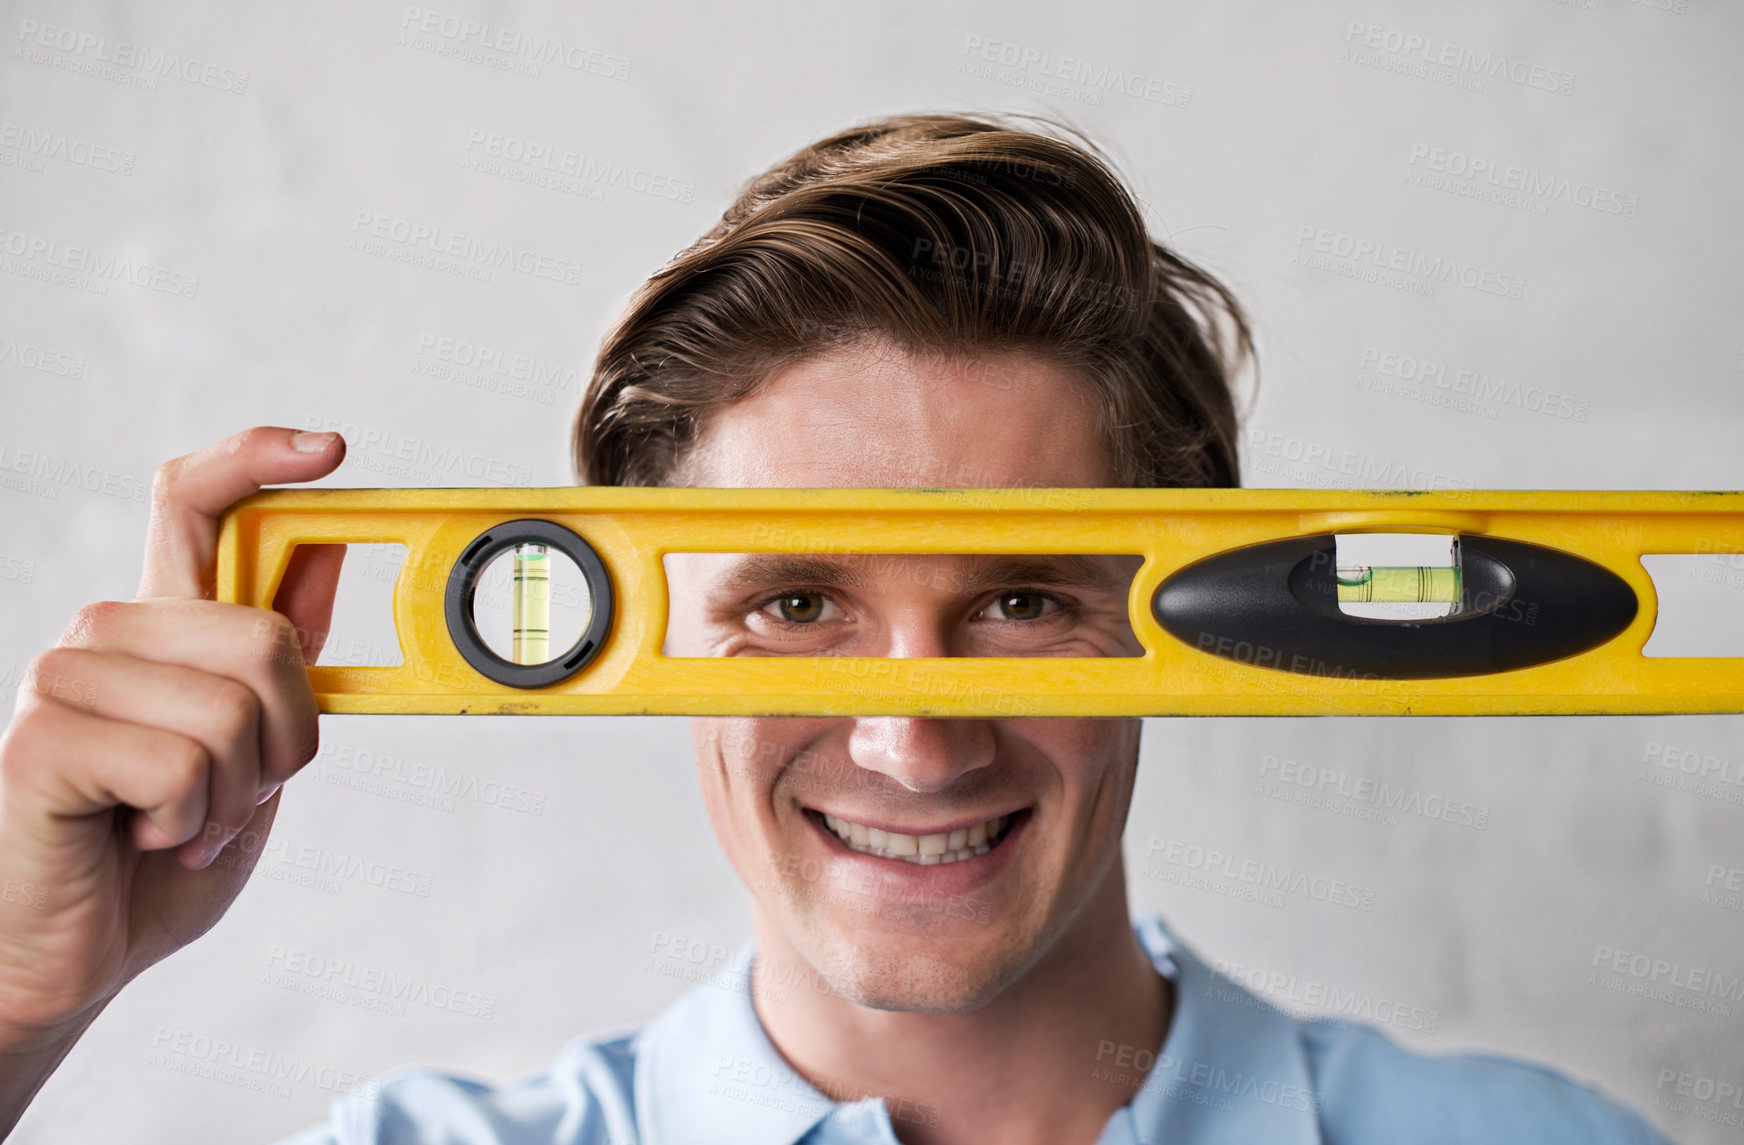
[572,112,1253,488]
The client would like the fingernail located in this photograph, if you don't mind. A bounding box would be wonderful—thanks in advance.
[256,782,282,805]
[292,431,339,454]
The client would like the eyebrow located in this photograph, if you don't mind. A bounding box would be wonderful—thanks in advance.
[714,553,1130,595]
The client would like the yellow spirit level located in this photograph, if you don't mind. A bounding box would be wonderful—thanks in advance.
[214,487,1744,717]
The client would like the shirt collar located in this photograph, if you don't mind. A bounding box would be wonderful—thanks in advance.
[634,914,1320,1145]
[1116,915,1322,1145]
[633,942,847,1145]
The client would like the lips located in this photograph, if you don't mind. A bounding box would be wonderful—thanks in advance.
[811,809,1020,865]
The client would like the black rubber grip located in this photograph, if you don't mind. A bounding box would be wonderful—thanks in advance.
[1152,534,1638,679]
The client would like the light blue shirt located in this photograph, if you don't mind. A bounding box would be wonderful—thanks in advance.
[278,913,1669,1144]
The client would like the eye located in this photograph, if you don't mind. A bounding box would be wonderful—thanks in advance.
[982,591,1058,622]
[758,592,838,625]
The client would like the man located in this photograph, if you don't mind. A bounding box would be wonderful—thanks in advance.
[0,114,1668,1143]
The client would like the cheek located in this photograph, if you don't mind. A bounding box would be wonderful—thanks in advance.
[1022,718,1139,775]
[691,719,757,862]
[1016,719,1141,826]
[662,554,726,656]
[691,717,835,863]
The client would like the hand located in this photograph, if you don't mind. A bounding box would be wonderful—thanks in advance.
[0,426,348,1126]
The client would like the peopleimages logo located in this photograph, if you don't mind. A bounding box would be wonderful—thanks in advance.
[1243,427,1473,493]
[347,210,583,286]
[1341,22,1574,95]
[1142,836,1377,911]
[0,335,85,380]
[1293,225,1526,300]
[299,416,535,486]
[958,35,1191,109]
[0,225,200,298]
[1358,347,1590,423]
[1211,958,1442,1035]
[0,121,135,175]
[14,18,250,93]
[1654,1068,1744,1130]
[411,332,582,396]
[398,7,630,80]
[149,1025,382,1101]
[462,130,694,202]
[0,444,149,502]
[1406,144,1638,218]
[1589,943,1743,1016]
[317,740,548,816]
[1258,754,1489,830]
[263,945,497,1020]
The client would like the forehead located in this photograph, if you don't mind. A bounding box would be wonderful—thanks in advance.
[681,339,1115,488]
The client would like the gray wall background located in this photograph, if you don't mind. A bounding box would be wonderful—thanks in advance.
[3,0,1741,1141]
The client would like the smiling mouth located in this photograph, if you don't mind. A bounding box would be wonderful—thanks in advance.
[810,809,1023,866]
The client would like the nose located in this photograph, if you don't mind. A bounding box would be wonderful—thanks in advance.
[844,581,998,792]
[847,718,996,793]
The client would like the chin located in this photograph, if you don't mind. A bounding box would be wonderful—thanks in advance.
[795,917,1032,1016]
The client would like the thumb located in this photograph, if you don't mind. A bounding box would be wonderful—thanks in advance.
[138,427,347,601]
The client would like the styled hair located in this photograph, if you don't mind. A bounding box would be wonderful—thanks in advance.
[572,112,1252,488]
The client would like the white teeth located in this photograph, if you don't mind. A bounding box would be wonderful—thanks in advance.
[819,811,1014,865]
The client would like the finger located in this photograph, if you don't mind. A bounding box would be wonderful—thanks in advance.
[139,426,346,601]
[272,542,347,663]
[57,599,319,788]
[1,693,211,854]
[24,648,265,869]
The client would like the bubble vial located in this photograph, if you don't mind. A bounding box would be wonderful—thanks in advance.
[512,543,551,664]
[1334,533,1463,620]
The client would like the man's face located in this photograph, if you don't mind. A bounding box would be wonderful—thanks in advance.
[663,338,1145,1015]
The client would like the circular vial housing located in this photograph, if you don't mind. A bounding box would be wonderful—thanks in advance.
[445,519,615,688]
